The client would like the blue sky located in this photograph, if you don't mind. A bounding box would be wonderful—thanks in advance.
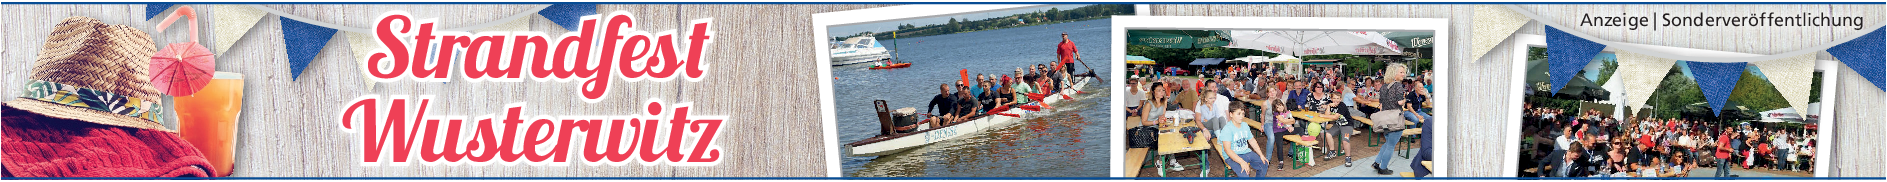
[1582,53,1616,81]
[827,4,1096,38]
[1677,61,1695,80]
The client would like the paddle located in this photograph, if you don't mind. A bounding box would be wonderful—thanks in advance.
[959,69,970,86]
[1017,105,1040,111]
[1073,57,1101,83]
[1021,93,1055,110]
[1061,34,1102,84]
[989,105,1021,117]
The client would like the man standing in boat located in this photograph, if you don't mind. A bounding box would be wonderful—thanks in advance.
[1057,32,1081,87]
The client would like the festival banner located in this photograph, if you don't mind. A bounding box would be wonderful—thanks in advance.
[3,2,1883,180]
[1,4,785,178]
[1502,10,1868,178]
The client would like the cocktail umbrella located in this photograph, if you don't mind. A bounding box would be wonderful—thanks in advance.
[148,5,215,96]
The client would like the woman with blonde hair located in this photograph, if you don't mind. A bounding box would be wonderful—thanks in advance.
[1368,63,1429,175]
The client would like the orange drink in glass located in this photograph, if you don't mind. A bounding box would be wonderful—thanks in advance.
[174,72,243,177]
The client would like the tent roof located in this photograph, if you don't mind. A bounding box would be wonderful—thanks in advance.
[1267,55,1301,62]
[1126,55,1153,62]
[1189,58,1227,65]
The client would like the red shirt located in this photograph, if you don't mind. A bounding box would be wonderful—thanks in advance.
[1716,132,1734,159]
[1638,134,1654,148]
[1057,40,1078,64]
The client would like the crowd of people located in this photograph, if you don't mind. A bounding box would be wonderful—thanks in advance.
[1518,106,1818,178]
[908,33,1094,133]
[1126,59,1435,177]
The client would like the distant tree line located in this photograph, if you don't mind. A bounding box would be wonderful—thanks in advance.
[834,4,1135,41]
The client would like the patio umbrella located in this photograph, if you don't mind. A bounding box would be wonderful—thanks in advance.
[1188,58,1227,66]
[1125,55,1157,65]
[148,6,216,96]
[1385,32,1436,49]
[1228,56,1267,64]
[1224,30,1403,56]
[1128,30,1229,49]
[1386,32,1435,58]
[1526,59,1607,100]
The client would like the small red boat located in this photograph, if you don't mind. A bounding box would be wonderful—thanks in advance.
[868,62,911,70]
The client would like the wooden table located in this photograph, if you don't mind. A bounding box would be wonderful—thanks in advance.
[1358,98,1382,108]
[1237,97,1265,105]
[1352,115,1374,126]
[1289,111,1340,123]
[1282,135,1319,146]
[1235,98,1266,124]
[1153,122,1214,177]
[1356,98,1429,110]
[1240,118,1265,131]
[1157,123,1213,155]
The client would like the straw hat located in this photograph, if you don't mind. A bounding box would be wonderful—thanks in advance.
[5,16,170,131]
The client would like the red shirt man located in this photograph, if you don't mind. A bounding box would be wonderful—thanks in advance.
[1716,130,1734,159]
[1057,33,1079,73]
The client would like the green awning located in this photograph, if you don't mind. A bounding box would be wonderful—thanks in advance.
[1385,32,1435,48]
[1128,30,1229,49]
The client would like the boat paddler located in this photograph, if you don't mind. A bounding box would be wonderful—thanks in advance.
[1057,32,1081,82]
[1012,68,1036,104]
[925,84,957,128]
[953,81,981,124]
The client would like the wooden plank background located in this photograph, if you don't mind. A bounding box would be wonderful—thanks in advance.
[1,4,1879,177]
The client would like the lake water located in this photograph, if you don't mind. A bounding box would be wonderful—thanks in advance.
[833,18,1113,177]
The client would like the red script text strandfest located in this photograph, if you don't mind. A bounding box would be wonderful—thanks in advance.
[337,11,727,167]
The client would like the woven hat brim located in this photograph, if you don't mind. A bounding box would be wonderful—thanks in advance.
[5,99,171,132]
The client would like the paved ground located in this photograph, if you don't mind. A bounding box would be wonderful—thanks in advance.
[1308,148,1422,177]
[1131,129,1431,178]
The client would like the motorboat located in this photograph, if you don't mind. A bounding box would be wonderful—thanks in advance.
[831,36,892,66]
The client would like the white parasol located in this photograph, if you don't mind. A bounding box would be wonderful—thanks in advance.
[1225,30,1403,56]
